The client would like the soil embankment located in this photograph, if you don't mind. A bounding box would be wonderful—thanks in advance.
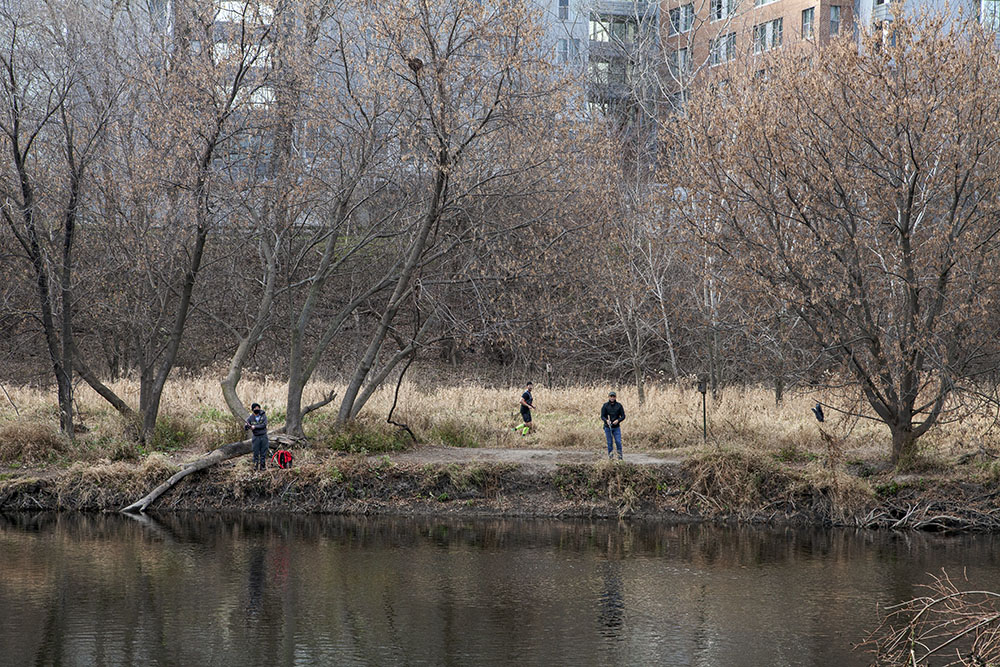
[2,446,999,531]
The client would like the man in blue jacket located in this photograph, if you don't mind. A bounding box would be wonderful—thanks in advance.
[601,391,625,460]
[245,403,269,470]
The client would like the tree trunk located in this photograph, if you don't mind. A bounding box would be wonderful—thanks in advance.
[121,430,297,513]
[337,162,448,423]
[633,358,645,406]
[220,240,277,421]
[285,350,307,438]
[890,423,917,467]
[138,170,212,444]
[656,298,680,382]
[59,152,82,439]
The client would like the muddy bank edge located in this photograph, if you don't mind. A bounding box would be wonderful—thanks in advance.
[1,450,998,531]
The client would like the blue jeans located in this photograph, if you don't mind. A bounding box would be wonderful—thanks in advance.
[604,425,622,456]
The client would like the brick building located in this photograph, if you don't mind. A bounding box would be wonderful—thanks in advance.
[661,0,853,106]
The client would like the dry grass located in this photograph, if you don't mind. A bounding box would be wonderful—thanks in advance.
[0,420,68,464]
[1,374,997,471]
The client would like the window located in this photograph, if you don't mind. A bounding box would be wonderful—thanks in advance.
[557,39,568,63]
[801,7,815,39]
[610,17,639,43]
[830,5,841,35]
[710,32,736,65]
[249,86,275,109]
[710,0,730,21]
[588,100,609,116]
[984,0,1000,29]
[754,0,778,7]
[217,1,274,25]
[873,20,896,47]
[571,38,581,57]
[669,4,695,35]
[589,58,610,84]
[558,0,569,20]
[590,17,609,41]
[589,58,630,85]
[670,47,690,78]
[753,18,783,53]
[590,15,638,43]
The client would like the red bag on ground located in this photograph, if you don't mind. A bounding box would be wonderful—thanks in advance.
[270,450,294,469]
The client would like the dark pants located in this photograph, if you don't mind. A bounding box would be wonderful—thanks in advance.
[604,425,622,457]
[252,433,269,469]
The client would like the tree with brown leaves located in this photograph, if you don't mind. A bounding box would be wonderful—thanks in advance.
[672,15,1000,464]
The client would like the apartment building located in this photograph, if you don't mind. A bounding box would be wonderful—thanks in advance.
[536,0,591,65]
[855,0,990,29]
[535,0,661,161]
[662,0,852,98]
[663,0,997,102]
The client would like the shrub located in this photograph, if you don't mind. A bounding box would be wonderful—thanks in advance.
[772,444,819,464]
[0,421,68,464]
[150,416,196,452]
[429,419,485,448]
[319,420,411,454]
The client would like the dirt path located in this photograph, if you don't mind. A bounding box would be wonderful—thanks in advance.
[382,446,683,470]
[0,446,684,481]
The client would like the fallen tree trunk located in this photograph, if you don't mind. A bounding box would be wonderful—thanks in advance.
[121,431,298,514]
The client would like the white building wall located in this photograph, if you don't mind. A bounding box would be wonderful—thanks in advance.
[854,0,983,30]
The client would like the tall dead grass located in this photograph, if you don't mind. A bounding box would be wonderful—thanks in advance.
[1,374,997,468]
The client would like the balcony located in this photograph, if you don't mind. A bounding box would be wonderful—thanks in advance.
[592,1,654,16]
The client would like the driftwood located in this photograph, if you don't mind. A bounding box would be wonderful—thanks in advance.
[121,431,299,514]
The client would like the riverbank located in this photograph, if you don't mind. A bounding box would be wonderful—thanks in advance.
[5,377,1000,529]
[3,446,999,531]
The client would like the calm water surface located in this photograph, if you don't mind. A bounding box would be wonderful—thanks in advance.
[3,513,1000,666]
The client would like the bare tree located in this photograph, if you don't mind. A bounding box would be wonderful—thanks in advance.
[70,0,280,443]
[0,1,123,436]
[672,15,1000,463]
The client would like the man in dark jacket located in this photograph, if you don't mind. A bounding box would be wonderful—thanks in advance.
[513,381,537,436]
[245,403,269,470]
[601,391,625,460]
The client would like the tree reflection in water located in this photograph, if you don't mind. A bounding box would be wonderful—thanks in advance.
[4,513,1000,666]
[598,561,625,639]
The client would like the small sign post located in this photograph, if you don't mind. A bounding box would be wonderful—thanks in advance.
[697,379,707,443]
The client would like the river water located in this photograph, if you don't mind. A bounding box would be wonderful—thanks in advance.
[3,513,1000,666]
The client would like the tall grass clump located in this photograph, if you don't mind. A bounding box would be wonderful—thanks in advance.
[317,419,411,454]
[681,449,793,515]
[428,418,491,448]
[0,421,68,464]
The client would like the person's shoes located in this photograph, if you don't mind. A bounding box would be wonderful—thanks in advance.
[617,453,623,461]
[608,452,614,460]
